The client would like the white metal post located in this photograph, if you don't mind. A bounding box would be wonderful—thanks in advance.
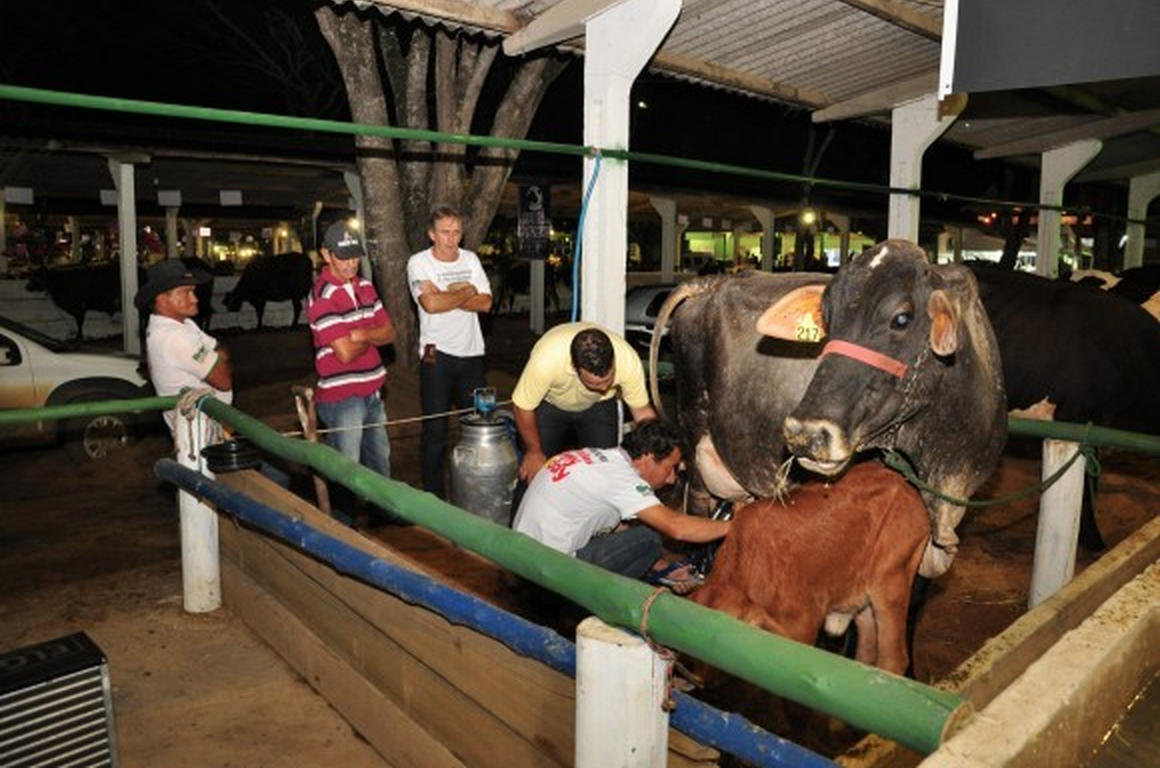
[1125,169,1160,270]
[174,417,222,613]
[108,158,142,356]
[575,617,670,768]
[580,0,681,334]
[888,93,961,243]
[1036,140,1101,278]
[1028,439,1086,608]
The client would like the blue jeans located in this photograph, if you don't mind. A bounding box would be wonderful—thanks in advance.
[317,393,391,520]
[419,351,487,498]
[575,526,662,579]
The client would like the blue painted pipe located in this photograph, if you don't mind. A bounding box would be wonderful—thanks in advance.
[155,458,836,768]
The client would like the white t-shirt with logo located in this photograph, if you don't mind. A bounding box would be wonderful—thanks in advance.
[146,314,233,434]
[513,447,659,556]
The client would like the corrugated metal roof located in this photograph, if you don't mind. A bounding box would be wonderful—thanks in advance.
[360,0,1160,181]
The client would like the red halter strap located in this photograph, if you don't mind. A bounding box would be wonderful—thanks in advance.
[821,339,909,379]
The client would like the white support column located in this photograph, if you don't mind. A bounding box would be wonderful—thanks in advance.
[830,212,851,267]
[174,417,222,614]
[650,195,678,281]
[530,258,546,336]
[1125,169,1160,270]
[888,93,962,242]
[581,0,680,333]
[575,617,669,768]
[1036,140,1102,278]
[749,205,775,270]
[1028,439,1086,608]
[165,207,180,260]
[108,158,142,355]
[67,216,82,263]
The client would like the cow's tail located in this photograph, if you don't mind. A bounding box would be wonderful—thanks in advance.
[649,278,711,417]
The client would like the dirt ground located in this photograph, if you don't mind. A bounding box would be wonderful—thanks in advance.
[1,313,1157,766]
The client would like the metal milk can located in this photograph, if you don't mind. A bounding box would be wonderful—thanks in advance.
[449,410,518,527]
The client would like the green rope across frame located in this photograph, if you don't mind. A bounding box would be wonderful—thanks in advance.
[882,423,1102,509]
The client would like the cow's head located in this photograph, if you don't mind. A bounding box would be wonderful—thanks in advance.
[757,239,972,475]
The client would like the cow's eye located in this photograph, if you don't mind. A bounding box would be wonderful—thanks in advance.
[890,311,912,330]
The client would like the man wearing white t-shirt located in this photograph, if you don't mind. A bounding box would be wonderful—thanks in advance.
[136,260,233,439]
[407,206,493,498]
[513,419,730,589]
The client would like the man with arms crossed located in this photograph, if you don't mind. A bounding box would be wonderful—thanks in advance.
[407,206,493,499]
[309,220,397,525]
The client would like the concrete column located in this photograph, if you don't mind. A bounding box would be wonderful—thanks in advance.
[575,617,669,768]
[731,223,746,267]
[1037,140,1101,278]
[830,213,851,267]
[530,258,546,336]
[650,195,678,280]
[1125,169,1160,270]
[580,0,680,333]
[749,205,775,270]
[108,158,141,355]
[166,207,180,260]
[0,196,6,275]
[888,93,962,242]
[66,215,81,263]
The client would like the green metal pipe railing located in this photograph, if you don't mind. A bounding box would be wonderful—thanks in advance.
[1008,417,1160,457]
[0,82,1144,224]
[6,395,1160,752]
[0,394,965,753]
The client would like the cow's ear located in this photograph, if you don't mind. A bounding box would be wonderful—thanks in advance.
[756,285,827,342]
[927,289,959,355]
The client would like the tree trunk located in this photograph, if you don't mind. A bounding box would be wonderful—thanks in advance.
[316,6,567,371]
[316,5,414,366]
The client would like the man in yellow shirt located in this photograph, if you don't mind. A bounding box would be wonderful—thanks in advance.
[511,323,657,489]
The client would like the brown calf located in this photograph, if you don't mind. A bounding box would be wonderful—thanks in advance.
[690,461,929,675]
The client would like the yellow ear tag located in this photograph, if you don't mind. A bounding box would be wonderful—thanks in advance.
[795,312,823,343]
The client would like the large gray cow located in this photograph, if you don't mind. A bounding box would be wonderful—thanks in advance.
[763,240,1008,577]
[650,240,1007,579]
[648,270,831,515]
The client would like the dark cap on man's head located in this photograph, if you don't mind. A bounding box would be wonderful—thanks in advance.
[322,221,364,260]
[134,259,210,312]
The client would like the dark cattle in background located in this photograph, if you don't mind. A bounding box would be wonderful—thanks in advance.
[764,240,1008,579]
[26,263,134,339]
[223,252,314,329]
[27,258,215,338]
[1072,264,1160,321]
[648,270,830,516]
[969,263,1160,551]
[691,461,930,677]
[489,259,561,314]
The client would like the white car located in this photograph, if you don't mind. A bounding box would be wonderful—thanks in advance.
[0,316,152,458]
[624,282,677,356]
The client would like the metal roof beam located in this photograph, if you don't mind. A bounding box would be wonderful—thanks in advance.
[836,0,942,40]
[975,109,1160,159]
[812,70,938,122]
[503,0,626,56]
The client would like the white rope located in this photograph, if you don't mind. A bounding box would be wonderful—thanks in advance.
[278,398,514,439]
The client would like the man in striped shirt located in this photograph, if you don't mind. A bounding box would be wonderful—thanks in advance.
[308,220,397,525]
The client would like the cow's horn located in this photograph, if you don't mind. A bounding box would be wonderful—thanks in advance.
[756,285,827,342]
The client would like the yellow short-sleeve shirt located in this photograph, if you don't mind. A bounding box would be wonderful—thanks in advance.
[511,322,650,413]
